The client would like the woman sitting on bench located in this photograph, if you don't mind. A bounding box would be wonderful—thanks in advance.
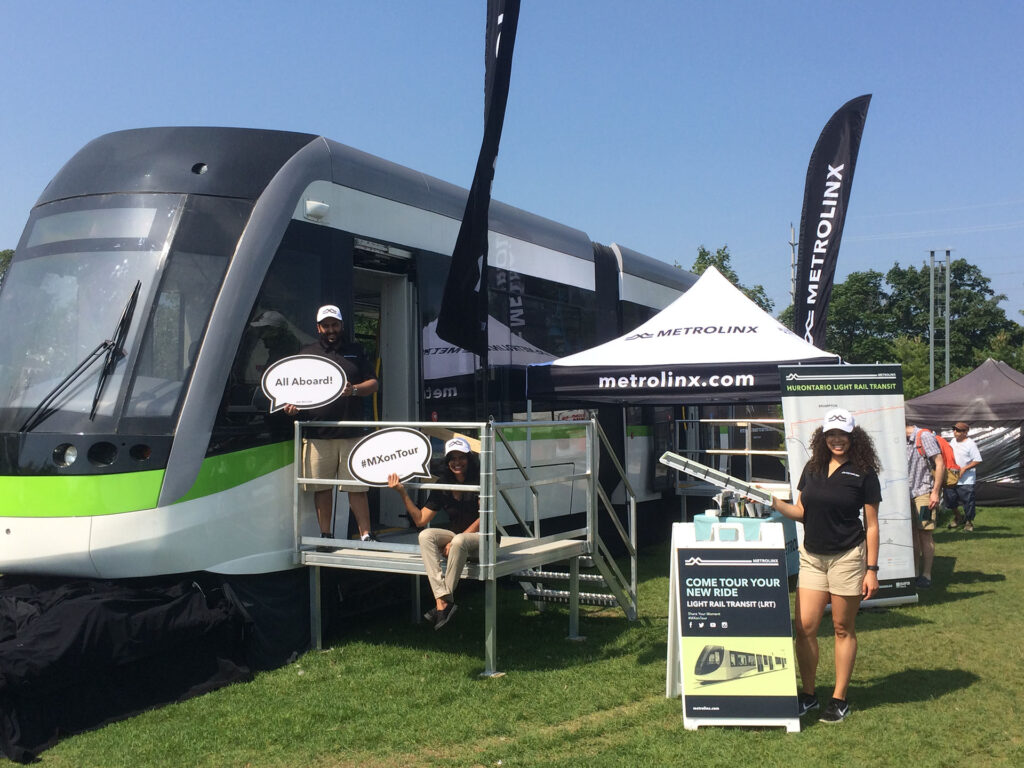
[387,437,480,630]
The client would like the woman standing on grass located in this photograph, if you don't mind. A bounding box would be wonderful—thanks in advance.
[769,408,881,724]
[387,437,481,631]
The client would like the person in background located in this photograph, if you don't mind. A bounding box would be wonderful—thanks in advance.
[283,305,378,545]
[945,421,983,532]
[387,437,481,630]
[768,408,881,724]
[907,423,945,588]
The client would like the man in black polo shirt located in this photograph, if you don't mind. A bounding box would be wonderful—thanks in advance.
[283,305,378,543]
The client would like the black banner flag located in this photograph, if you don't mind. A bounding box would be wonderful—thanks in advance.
[435,0,521,355]
[793,94,871,349]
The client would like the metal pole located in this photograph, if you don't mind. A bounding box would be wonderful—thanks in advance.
[789,223,798,306]
[945,249,951,385]
[480,421,499,677]
[929,250,935,391]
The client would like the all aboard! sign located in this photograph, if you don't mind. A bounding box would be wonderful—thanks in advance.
[261,355,347,412]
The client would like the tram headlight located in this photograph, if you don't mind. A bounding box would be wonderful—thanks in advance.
[53,443,78,467]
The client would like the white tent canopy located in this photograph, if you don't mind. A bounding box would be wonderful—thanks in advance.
[526,266,839,404]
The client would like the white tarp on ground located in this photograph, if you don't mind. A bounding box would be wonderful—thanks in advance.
[527,266,839,404]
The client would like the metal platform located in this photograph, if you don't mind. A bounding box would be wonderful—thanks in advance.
[295,419,638,677]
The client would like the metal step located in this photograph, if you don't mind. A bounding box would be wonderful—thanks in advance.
[513,569,607,584]
[522,587,620,607]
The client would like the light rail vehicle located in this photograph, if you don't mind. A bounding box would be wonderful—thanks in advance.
[0,127,696,579]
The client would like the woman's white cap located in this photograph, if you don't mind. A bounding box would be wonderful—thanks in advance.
[822,407,855,433]
[444,437,472,455]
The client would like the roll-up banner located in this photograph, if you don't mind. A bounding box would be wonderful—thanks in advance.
[435,0,521,356]
[793,95,871,349]
[779,364,917,605]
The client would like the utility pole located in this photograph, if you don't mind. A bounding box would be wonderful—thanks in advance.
[944,249,951,386]
[789,223,798,306]
[928,249,952,390]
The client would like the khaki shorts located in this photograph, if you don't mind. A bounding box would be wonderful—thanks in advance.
[913,493,936,531]
[798,540,867,597]
[301,437,367,493]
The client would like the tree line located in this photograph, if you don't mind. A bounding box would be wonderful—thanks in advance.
[686,245,1024,399]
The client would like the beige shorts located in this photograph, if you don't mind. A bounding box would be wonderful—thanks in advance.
[301,437,367,493]
[913,493,936,531]
[798,540,867,597]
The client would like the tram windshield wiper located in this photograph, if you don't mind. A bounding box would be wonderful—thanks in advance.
[89,280,142,420]
[18,281,142,432]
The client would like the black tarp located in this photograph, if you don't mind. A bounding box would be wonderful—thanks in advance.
[905,358,1024,506]
[0,576,252,763]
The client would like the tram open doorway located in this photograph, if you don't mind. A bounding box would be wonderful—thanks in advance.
[340,251,419,533]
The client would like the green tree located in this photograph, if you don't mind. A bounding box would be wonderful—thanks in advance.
[891,335,931,398]
[885,259,1023,378]
[0,249,12,291]
[788,258,1024,386]
[822,270,892,363]
[681,244,775,313]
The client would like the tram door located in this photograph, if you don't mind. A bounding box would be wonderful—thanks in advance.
[351,248,418,528]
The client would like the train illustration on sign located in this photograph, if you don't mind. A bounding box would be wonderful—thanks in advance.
[693,644,789,683]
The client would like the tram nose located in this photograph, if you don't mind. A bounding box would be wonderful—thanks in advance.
[0,516,100,578]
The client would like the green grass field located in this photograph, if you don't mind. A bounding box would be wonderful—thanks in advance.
[9,508,1023,767]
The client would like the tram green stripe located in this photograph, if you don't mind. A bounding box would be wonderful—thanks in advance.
[174,440,295,503]
[495,425,588,442]
[0,471,164,518]
[0,442,295,517]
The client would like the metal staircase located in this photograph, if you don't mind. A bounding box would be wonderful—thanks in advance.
[496,418,638,621]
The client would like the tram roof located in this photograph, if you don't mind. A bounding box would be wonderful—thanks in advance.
[36,126,597,263]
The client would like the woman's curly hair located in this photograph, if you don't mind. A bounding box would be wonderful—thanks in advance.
[806,425,881,476]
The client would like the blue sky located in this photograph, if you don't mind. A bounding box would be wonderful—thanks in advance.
[3,1,1023,320]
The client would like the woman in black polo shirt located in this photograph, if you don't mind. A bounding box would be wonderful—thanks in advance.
[387,437,481,630]
[770,408,881,724]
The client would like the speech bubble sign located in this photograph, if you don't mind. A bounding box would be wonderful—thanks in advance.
[347,428,433,486]
[261,354,348,412]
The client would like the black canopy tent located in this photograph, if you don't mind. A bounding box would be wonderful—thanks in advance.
[905,358,1024,506]
[526,267,840,405]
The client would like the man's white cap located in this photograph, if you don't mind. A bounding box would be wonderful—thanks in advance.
[444,437,472,456]
[316,305,342,324]
[822,407,855,433]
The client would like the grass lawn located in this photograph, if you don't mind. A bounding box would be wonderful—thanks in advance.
[9,508,1024,767]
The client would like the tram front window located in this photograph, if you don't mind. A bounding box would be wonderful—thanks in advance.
[0,192,246,436]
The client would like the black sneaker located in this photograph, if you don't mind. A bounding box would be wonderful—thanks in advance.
[916,576,932,589]
[423,607,437,622]
[360,532,378,542]
[316,532,335,553]
[797,692,820,716]
[434,603,458,630]
[819,698,850,723]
